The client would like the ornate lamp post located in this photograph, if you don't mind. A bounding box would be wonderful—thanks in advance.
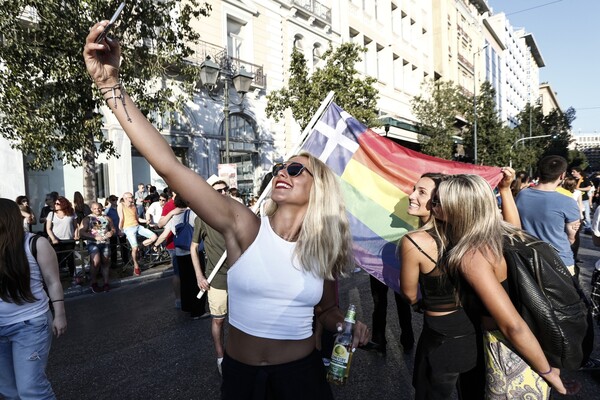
[199,56,254,164]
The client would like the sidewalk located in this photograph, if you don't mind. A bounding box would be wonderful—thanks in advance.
[62,260,174,298]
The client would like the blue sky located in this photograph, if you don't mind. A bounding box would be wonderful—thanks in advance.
[488,0,600,134]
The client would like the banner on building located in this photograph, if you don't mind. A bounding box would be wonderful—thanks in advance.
[218,163,238,189]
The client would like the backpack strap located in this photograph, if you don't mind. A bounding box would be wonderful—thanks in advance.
[404,234,436,265]
[28,233,40,263]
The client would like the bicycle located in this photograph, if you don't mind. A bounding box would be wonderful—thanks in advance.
[120,232,171,275]
[140,242,171,267]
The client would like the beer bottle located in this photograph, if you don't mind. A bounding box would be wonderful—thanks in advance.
[326,304,356,385]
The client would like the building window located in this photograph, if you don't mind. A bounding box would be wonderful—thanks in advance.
[226,114,256,142]
[149,109,191,133]
[313,43,323,68]
[376,44,384,81]
[227,17,246,60]
[393,53,402,89]
[294,34,304,50]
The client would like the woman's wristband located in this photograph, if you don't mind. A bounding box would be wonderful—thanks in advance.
[51,299,64,303]
[538,366,552,375]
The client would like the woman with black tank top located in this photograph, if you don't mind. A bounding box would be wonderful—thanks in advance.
[400,169,521,399]
[433,174,576,398]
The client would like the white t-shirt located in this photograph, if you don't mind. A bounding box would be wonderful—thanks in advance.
[146,202,163,225]
[48,212,76,240]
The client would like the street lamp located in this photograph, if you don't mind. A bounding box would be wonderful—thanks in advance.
[509,134,553,168]
[199,56,254,164]
[473,43,489,165]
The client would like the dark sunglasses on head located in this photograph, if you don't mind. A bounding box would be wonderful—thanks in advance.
[430,197,441,208]
[272,162,313,177]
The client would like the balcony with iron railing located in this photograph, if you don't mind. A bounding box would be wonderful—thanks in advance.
[291,0,332,24]
[185,39,265,88]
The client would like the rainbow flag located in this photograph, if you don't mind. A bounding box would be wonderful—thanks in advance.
[302,102,503,293]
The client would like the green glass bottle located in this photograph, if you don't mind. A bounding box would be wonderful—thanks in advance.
[326,304,356,385]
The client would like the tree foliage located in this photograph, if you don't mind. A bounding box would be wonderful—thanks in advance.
[265,42,379,129]
[511,102,547,171]
[464,82,514,166]
[411,80,469,160]
[0,0,210,200]
[511,105,575,171]
[413,79,576,169]
[541,107,576,159]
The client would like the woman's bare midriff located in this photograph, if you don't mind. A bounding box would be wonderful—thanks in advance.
[425,310,457,317]
[225,325,316,366]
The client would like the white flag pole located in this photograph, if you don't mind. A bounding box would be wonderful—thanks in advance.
[197,91,336,299]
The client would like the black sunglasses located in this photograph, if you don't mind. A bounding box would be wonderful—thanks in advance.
[272,162,313,177]
[430,196,441,208]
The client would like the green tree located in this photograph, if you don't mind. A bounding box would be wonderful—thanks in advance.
[265,43,379,129]
[510,102,546,171]
[0,1,210,202]
[463,81,511,166]
[411,80,469,160]
[542,107,576,159]
[511,105,576,172]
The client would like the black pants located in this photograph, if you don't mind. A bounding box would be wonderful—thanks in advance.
[369,275,414,348]
[110,235,130,267]
[53,240,76,277]
[177,254,207,317]
[413,311,477,400]
[221,350,333,400]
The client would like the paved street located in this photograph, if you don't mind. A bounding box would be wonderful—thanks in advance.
[47,236,600,399]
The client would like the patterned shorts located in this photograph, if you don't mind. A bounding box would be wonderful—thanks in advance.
[483,330,550,400]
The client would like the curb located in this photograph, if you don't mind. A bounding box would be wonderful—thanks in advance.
[64,266,174,299]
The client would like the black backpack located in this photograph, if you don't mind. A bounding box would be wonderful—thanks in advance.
[503,233,593,370]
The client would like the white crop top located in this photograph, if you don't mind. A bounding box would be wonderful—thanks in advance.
[228,217,324,340]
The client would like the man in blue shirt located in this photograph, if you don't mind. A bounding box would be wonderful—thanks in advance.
[516,156,580,274]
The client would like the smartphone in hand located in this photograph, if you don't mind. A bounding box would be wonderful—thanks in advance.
[95,2,126,44]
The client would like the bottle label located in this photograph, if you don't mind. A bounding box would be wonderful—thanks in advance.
[329,343,350,378]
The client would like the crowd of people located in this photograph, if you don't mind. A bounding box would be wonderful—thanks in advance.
[2,20,599,400]
[81,22,600,399]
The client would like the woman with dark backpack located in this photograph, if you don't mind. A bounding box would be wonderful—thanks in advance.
[432,175,579,398]
[154,195,208,319]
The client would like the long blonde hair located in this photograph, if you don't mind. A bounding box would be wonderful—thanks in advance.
[434,174,511,274]
[265,152,354,279]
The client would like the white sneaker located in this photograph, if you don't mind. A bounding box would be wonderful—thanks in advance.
[217,357,223,376]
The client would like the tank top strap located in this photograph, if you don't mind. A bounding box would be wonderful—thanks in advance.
[404,234,437,265]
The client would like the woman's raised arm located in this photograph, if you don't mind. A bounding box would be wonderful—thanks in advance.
[497,167,521,228]
[82,22,256,250]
